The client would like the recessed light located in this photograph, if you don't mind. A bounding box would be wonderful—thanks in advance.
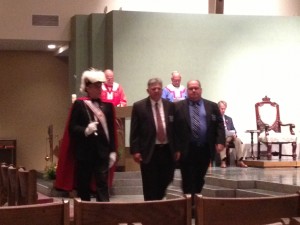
[48,44,56,49]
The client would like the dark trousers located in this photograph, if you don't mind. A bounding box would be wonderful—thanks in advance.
[76,158,109,202]
[140,144,175,201]
[180,143,211,197]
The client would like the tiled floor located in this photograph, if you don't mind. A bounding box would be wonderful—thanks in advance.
[206,165,300,187]
[50,166,300,225]
[52,165,300,202]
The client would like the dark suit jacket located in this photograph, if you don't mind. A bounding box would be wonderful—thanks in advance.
[224,115,235,131]
[69,99,116,161]
[174,98,225,160]
[130,97,175,164]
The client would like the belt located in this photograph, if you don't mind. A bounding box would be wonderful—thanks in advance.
[189,142,208,148]
[155,144,169,148]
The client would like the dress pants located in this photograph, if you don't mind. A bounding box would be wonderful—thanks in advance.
[140,144,175,201]
[76,158,109,202]
[180,143,211,196]
[220,136,243,161]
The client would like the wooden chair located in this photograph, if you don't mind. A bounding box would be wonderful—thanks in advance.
[195,193,300,225]
[0,200,70,225]
[74,195,192,225]
[17,168,53,205]
[255,96,297,160]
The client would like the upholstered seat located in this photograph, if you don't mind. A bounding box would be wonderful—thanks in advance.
[258,130,297,143]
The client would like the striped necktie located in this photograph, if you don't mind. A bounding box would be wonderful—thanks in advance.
[191,102,201,138]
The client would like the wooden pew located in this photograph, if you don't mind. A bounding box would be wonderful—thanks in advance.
[74,195,192,225]
[7,165,18,205]
[0,163,7,205]
[0,200,70,225]
[0,163,8,205]
[17,168,53,205]
[195,193,300,225]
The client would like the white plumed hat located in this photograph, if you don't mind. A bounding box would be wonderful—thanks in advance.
[80,68,106,93]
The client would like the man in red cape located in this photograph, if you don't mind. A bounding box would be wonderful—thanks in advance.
[55,69,118,200]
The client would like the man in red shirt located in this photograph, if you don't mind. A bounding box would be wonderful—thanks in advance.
[101,69,127,107]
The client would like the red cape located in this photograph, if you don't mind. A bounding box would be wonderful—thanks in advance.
[55,97,118,191]
[54,97,86,191]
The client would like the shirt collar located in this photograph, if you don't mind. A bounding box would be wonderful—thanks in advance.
[150,98,162,106]
[189,99,201,106]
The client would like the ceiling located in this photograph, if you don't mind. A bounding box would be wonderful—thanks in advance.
[0,39,69,57]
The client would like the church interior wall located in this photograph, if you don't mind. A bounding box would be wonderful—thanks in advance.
[1,1,300,170]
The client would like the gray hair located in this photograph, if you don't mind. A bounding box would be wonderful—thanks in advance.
[218,100,227,107]
[147,78,163,87]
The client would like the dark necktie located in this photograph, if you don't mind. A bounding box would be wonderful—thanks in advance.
[223,118,228,130]
[191,102,201,139]
[155,102,166,143]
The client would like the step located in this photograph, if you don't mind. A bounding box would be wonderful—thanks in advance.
[112,186,143,195]
[205,176,256,189]
[113,178,142,187]
[37,170,297,198]
[236,188,290,197]
[37,178,69,197]
[255,180,300,194]
[202,184,236,197]
[167,184,236,198]
[114,171,141,179]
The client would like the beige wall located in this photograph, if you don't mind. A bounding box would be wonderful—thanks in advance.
[0,51,69,170]
[0,0,299,43]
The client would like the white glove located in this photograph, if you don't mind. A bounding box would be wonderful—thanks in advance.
[84,121,98,136]
[109,152,117,168]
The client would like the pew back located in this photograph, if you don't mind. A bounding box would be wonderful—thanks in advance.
[74,195,192,225]
[195,193,300,225]
[0,200,70,225]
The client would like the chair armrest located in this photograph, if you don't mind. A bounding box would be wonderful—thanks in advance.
[280,122,295,135]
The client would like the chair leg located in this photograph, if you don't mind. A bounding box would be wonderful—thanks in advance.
[292,142,297,160]
[257,143,261,160]
[279,144,282,160]
[226,148,230,166]
[267,143,272,160]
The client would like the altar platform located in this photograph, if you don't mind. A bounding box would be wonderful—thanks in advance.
[244,159,300,168]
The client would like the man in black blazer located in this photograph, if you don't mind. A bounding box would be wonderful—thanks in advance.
[174,80,225,198]
[130,78,179,201]
[69,69,117,202]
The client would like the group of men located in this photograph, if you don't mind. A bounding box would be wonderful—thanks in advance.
[55,68,247,203]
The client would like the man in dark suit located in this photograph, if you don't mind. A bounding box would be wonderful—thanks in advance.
[130,78,179,201]
[68,68,117,201]
[218,100,248,168]
[174,80,225,198]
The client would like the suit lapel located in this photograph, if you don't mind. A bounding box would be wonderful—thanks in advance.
[146,98,156,130]
[203,99,211,127]
[182,99,191,128]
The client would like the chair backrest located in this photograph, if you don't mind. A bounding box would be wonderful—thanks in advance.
[1,163,9,205]
[195,193,300,225]
[7,165,17,205]
[255,96,281,132]
[17,168,38,205]
[0,163,7,205]
[0,200,70,225]
[74,195,192,225]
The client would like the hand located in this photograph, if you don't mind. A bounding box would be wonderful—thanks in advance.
[175,151,181,161]
[215,144,225,153]
[133,153,142,163]
[109,152,117,168]
[84,121,98,136]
